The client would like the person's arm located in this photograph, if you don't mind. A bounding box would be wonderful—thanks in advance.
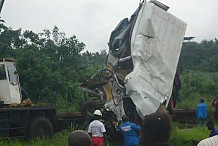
[87,124,92,137]
[133,123,141,132]
[204,104,208,118]
[88,132,92,138]
[100,122,107,138]
[103,132,108,141]
[113,121,119,131]
[101,125,108,142]
[212,99,216,107]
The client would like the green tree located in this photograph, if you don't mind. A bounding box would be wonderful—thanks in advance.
[0,23,25,58]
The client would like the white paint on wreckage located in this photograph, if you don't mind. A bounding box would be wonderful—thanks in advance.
[125,1,186,117]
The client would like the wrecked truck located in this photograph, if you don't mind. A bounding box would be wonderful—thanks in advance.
[81,0,186,124]
[0,0,85,139]
[0,58,85,139]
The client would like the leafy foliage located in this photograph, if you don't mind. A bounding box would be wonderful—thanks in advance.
[1,21,218,112]
[179,39,218,72]
[0,125,210,146]
[177,39,218,109]
[0,24,107,111]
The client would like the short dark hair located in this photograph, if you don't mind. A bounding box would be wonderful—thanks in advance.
[207,121,215,130]
[200,98,204,103]
[68,130,92,146]
[140,112,172,146]
[122,115,129,122]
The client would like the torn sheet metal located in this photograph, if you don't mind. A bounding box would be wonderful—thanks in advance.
[125,1,186,117]
[81,0,186,120]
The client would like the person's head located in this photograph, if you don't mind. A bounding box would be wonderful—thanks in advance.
[93,109,102,120]
[140,112,172,146]
[200,98,204,103]
[122,115,129,122]
[207,121,215,130]
[68,130,92,146]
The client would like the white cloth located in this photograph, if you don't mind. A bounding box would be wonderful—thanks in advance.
[197,135,218,146]
[88,120,106,137]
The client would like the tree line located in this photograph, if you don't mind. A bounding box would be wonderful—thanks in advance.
[179,39,218,72]
[178,39,218,106]
[1,23,218,110]
[0,24,107,110]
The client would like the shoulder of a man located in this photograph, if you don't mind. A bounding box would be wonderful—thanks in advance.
[197,103,206,107]
[90,120,100,126]
[127,122,140,130]
[120,122,129,127]
[95,120,104,124]
[128,122,137,127]
[214,128,218,134]
[95,120,105,128]
[197,135,218,146]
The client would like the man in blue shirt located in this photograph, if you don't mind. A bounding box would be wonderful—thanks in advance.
[119,115,141,146]
[196,98,208,128]
[207,120,218,137]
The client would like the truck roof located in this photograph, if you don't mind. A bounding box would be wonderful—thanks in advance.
[0,58,15,62]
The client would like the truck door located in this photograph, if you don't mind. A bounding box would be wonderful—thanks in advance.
[0,61,21,104]
[6,62,21,104]
[0,64,9,104]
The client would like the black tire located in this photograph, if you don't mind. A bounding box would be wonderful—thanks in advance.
[29,116,53,139]
[81,101,102,116]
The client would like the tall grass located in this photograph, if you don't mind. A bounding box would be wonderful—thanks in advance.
[176,93,215,121]
[170,125,210,146]
[0,125,212,146]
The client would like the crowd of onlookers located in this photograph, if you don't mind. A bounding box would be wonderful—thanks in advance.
[68,109,172,146]
[195,97,218,146]
[68,97,218,146]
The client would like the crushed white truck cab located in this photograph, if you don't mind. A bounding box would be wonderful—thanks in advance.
[81,0,186,121]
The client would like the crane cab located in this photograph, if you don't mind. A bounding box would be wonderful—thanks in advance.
[0,58,21,105]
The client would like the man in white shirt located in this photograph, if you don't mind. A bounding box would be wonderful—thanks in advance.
[197,135,218,146]
[88,110,106,146]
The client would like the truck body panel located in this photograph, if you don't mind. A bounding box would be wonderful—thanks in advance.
[0,105,57,138]
[125,1,186,117]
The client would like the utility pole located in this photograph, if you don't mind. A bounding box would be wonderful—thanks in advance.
[0,0,5,14]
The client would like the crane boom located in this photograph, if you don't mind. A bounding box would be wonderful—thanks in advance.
[0,0,5,14]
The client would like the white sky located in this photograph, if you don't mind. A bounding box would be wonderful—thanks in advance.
[1,0,218,52]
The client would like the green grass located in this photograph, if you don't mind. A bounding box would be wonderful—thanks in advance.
[170,125,210,146]
[1,93,216,146]
[0,125,212,146]
[0,131,69,146]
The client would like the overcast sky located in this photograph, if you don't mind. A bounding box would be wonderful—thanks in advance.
[1,0,218,52]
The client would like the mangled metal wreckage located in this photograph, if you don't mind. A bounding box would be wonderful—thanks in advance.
[81,0,186,122]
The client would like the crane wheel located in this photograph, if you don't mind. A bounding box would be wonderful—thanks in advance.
[29,116,53,139]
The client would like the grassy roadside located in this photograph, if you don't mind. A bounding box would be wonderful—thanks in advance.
[0,125,211,146]
[170,126,210,146]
